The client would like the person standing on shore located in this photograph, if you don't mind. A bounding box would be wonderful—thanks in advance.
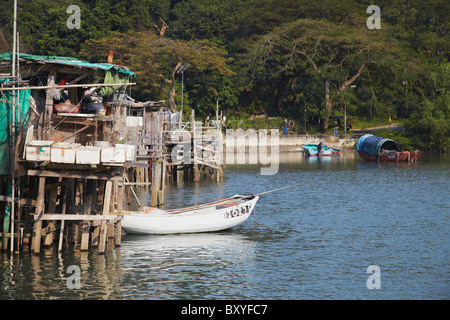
[283,119,289,136]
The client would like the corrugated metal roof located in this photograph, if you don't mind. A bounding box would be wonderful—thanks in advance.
[0,52,135,76]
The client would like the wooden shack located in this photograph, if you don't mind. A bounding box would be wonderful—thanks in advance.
[123,99,224,207]
[0,52,224,255]
[0,53,135,254]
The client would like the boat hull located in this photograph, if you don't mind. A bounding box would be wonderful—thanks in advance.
[358,150,423,162]
[303,144,340,156]
[121,195,259,235]
[357,134,422,162]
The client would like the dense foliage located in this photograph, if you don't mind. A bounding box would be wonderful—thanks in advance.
[0,0,448,150]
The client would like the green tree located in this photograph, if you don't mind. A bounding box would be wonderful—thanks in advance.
[405,63,450,151]
[244,17,388,130]
[81,31,234,112]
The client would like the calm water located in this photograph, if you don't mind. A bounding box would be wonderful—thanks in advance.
[1,151,449,300]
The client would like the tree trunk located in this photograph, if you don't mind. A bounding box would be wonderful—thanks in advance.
[323,78,332,131]
[322,61,371,131]
[168,83,177,113]
[168,60,183,113]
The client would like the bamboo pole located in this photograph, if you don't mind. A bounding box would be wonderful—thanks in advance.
[9,0,17,253]
[124,176,142,207]
[251,180,315,197]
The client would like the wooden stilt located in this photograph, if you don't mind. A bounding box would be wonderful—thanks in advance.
[31,177,46,254]
[72,180,83,246]
[108,181,116,239]
[193,164,200,182]
[65,179,76,245]
[99,180,112,254]
[145,166,149,191]
[1,182,12,251]
[80,221,90,251]
[92,180,104,247]
[44,182,58,246]
[98,219,107,254]
[58,180,69,252]
[126,171,132,204]
[159,158,166,205]
[150,160,159,207]
[80,180,94,251]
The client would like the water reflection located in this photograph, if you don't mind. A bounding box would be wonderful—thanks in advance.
[1,247,125,300]
[1,151,448,300]
[120,232,256,299]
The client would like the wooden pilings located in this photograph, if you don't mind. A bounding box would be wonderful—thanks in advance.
[24,169,124,255]
[150,158,166,207]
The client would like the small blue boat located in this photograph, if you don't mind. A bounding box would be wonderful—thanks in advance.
[303,143,340,156]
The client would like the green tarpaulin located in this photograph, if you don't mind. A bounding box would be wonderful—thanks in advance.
[96,70,129,97]
[0,52,135,77]
[0,86,31,175]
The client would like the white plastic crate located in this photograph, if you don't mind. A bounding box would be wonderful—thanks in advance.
[26,140,54,161]
[101,147,126,163]
[76,146,101,164]
[51,142,81,164]
[116,144,136,162]
[126,116,143,127]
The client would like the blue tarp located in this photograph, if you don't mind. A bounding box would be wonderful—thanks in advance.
[357,134,399,156]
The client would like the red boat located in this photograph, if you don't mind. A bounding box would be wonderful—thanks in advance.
[357,134,422,162]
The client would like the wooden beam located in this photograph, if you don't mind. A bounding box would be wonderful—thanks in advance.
[70,70,94,84]
[28,169,122,181]
[34,214,121,221]
[0,195,36,206]
[124,176,142,207]
[53,125,90,144]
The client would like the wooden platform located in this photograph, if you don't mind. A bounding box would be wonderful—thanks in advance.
[28,169,124,254]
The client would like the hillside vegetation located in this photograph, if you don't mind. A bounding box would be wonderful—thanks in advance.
[0,0,448,150]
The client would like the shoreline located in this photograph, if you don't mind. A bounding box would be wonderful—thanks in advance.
[223,130,359,153]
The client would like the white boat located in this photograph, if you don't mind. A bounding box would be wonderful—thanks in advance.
[303,143,340,156]
[121,195,259,235]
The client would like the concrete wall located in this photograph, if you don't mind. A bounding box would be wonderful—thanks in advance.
[223,129,358,152]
